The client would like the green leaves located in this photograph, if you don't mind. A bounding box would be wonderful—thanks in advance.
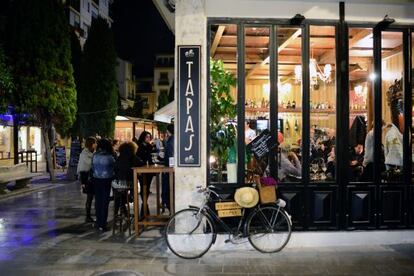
[5,0,76,131]
[209,58,237,172]
[79,18,118,138]
[0,45,13,114]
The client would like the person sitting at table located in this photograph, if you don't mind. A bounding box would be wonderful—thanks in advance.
[278,143,301,182]
[114,141,143,219]
[349,143,364,182]
[136,131,156,219]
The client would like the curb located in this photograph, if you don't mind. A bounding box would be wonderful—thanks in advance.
[0,183,59,201]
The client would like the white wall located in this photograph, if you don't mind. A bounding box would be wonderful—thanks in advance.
[175,0,207,211]
[204,0,414,23]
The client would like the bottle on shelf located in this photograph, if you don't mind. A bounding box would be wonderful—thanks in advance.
[294,119,299,131]
[287,101,291,109]
[292,100,296,109]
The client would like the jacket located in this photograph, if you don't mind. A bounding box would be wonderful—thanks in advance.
[115,154,143,181]
[136,142,154,166]
[92,150,115,179]
[164,135,174,166]
[77,148,93,174]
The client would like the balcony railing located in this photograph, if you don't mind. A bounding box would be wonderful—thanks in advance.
[92,0,99,7]
[67,0,80,12]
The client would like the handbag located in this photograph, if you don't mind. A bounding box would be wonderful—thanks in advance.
[111,179,130,190]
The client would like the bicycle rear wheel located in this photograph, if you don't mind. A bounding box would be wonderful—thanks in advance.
[165,208,215,259]
[247,205,291,253]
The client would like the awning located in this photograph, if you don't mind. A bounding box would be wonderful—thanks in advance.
[115,115,155,123]
[154,101,175,123]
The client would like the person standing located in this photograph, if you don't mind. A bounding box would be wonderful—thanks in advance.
[77,137,97,223]
[92,138,115,231]
[114,141,142,217]
[136,131,155,218]
[162,124,174,213]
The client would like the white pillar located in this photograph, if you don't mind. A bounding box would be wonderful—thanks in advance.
[174,0,207,211]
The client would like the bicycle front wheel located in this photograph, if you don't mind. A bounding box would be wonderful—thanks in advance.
[165,208,215,259]
[247,205,291,253]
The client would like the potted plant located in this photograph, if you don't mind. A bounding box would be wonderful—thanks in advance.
[209,59,237,183]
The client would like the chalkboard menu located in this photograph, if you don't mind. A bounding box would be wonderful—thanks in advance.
[55,146,67,168]
[66,140,82,180]
[69,140,81,167]
[247,129,275,160]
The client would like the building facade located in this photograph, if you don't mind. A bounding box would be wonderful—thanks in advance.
[117,58,136,109]
[64,0,113,46]
[169,0,414,232]
[153,54,175,103]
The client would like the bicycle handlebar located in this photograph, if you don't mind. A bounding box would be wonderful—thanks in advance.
[196,185,220,198]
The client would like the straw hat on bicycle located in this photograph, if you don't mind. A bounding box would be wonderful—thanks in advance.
[234,187,259,208]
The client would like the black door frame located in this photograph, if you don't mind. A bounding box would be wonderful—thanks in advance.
[206,17,413,230]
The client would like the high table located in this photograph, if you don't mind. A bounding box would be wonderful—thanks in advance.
[132,165,174,236]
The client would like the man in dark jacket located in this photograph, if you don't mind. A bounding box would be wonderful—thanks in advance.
[162,124,174,213]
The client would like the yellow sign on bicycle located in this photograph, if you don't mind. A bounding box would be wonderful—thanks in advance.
[218,209,242,218]
[215,201,240,210]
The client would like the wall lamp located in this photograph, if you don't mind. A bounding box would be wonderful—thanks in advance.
[376,15,395,29]
[290,14,305,25]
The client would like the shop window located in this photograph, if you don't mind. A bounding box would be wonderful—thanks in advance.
[244,26,271,182]
[412,32,414,179]
[277,27,302,183]
[309,25,336,182]
[381,31,404,183]
[209,24,238,184]
[0,126,12,159]
[348,28,374,182]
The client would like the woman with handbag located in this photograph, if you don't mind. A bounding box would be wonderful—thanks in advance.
[77,136,97,223]
[92,138,115,232]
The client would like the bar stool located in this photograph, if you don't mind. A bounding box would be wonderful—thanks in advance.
[111,184,132,236]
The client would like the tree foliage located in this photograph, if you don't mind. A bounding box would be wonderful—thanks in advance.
[6,0,76,130]
[67,31,82,138]
[209,59,237,181]
[79,17,118,138]
[0,45,13,114]
[6,0,76,180]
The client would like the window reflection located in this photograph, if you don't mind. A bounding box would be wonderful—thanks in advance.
[277,27,302,183]
[309,26,336,182]
[381,31,404,182]
[348,28,374,182]
[244,26,270,179]
[209,24,238,184]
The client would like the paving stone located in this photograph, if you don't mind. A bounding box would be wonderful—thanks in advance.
[1,181,414,275]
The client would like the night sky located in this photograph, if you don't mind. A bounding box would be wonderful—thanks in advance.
[112,0,175,78]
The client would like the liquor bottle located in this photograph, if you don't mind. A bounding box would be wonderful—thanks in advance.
[287,101,291,109]
[292,100,296,109]
[294,119,299,131]
[261,97,265,108]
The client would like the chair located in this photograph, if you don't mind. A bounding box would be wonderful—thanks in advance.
[112,185,132,236]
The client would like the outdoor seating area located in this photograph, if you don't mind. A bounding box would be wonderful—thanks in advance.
[0,163,38,194]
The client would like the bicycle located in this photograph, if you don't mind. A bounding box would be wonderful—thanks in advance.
[164,185,292,259]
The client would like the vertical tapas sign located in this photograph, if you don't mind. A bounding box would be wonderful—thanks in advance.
[178,45,201,167]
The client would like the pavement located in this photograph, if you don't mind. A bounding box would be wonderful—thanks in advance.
[0,180,414,275]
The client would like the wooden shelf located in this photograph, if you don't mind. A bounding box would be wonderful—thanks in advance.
[245,107,368,115]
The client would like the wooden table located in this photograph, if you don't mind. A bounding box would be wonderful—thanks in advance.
[132,165,174,236]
